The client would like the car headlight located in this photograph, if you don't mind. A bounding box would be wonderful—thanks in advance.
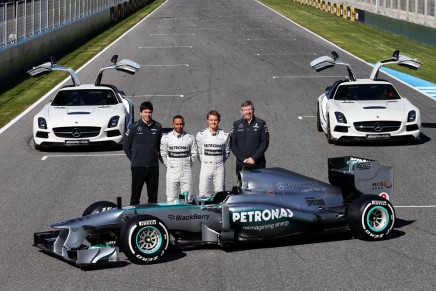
[334,112,347,124]
[407,110,416,122]
[38,117,47,129]
[108,116,120,128]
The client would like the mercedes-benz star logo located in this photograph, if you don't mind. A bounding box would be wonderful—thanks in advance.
[72,128,82,138]
[374,122,383,132]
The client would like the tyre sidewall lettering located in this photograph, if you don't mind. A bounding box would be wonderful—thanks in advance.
[361,201,394,238]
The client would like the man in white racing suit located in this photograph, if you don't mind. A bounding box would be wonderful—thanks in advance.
[160,115,197,202]
[196,110,230,197]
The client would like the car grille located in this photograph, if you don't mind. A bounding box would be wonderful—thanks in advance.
[53,127,101,138]
[354,121,401,133]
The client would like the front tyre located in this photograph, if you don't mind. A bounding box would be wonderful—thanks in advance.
[316,104,323,132]
[326,115,334,144]
[120,215,169,264]
[347,195,395,240]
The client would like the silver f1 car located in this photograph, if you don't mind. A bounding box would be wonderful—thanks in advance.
[34,156,395,266]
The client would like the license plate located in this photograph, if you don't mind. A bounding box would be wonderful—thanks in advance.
[366,134,391,140]
[65,140,90,145]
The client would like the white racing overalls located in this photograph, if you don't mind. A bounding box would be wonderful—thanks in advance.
[196,128,230,196]
[160,131,197,202]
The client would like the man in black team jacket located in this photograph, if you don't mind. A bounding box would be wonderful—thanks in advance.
[231,100,269,178]
[124,101,162,205]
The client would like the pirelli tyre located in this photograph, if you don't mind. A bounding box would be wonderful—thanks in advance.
[82,201,117,216]
[120,215,169,264]
[347,195,395,240]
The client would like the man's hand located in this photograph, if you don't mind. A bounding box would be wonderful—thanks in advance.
[243,157,255,164]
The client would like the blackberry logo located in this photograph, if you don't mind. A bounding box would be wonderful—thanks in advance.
[168,215,176,220]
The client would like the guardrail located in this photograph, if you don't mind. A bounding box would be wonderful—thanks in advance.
[294,0,436,28]
[0,0,131,48]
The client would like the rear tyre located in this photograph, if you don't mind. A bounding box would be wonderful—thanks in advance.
[347,195,395,240]
[316,105,322,132]
[120,215,169,264]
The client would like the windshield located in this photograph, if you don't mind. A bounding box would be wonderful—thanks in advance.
[51,89,118,106]
[333,84,401,101]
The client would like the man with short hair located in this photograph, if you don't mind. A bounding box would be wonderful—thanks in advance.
[196,110,230,196]
[231,100,269,177]
[160,115,197,202]
[124,101,162,205]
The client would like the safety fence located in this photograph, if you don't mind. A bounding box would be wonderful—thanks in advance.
[0,0,136,48]
[293,0,436,28]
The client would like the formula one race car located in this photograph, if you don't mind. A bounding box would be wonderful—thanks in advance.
[28,55,139,150]
[311,50,422,143]
[34,156,395,266]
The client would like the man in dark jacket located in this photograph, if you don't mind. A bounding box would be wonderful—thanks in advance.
[124,101,162,205]
[231,100,269,178]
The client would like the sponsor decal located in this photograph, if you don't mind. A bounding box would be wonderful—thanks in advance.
[205,149,222,156]
[169,146,189,150]
[232,208,293,223]
[275,181,319,190]
[305,198,325,206]
[168,151,190,158]
[267,190,275,196]
[168,214,210,221]
[372,181,392,190]
[371,201,387,206]
[204,144,222,148]
[242,221,289,231]
[139,220,156,226]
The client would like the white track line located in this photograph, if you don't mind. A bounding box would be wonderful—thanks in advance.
[138,46,193,49]
[41,153,125,160]
[127,94,184,98]
[140,64,190,67]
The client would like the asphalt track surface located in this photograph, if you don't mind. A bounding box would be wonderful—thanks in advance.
[1,0,435,290]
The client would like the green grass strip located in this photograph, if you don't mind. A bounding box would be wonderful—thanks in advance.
[260,0,435,82]
[0,0,165,129]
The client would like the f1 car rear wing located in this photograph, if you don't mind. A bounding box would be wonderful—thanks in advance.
[328,156,393,201]
[310,51,357,81]
[369,50,422,80]
[94,55,140,86]
[27,56,81,86]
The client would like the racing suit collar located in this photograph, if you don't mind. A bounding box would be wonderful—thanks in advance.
[172,130,184,138]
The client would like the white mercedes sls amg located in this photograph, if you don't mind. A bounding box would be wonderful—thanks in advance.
[311,50,422,144]
[28,55,139,150]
